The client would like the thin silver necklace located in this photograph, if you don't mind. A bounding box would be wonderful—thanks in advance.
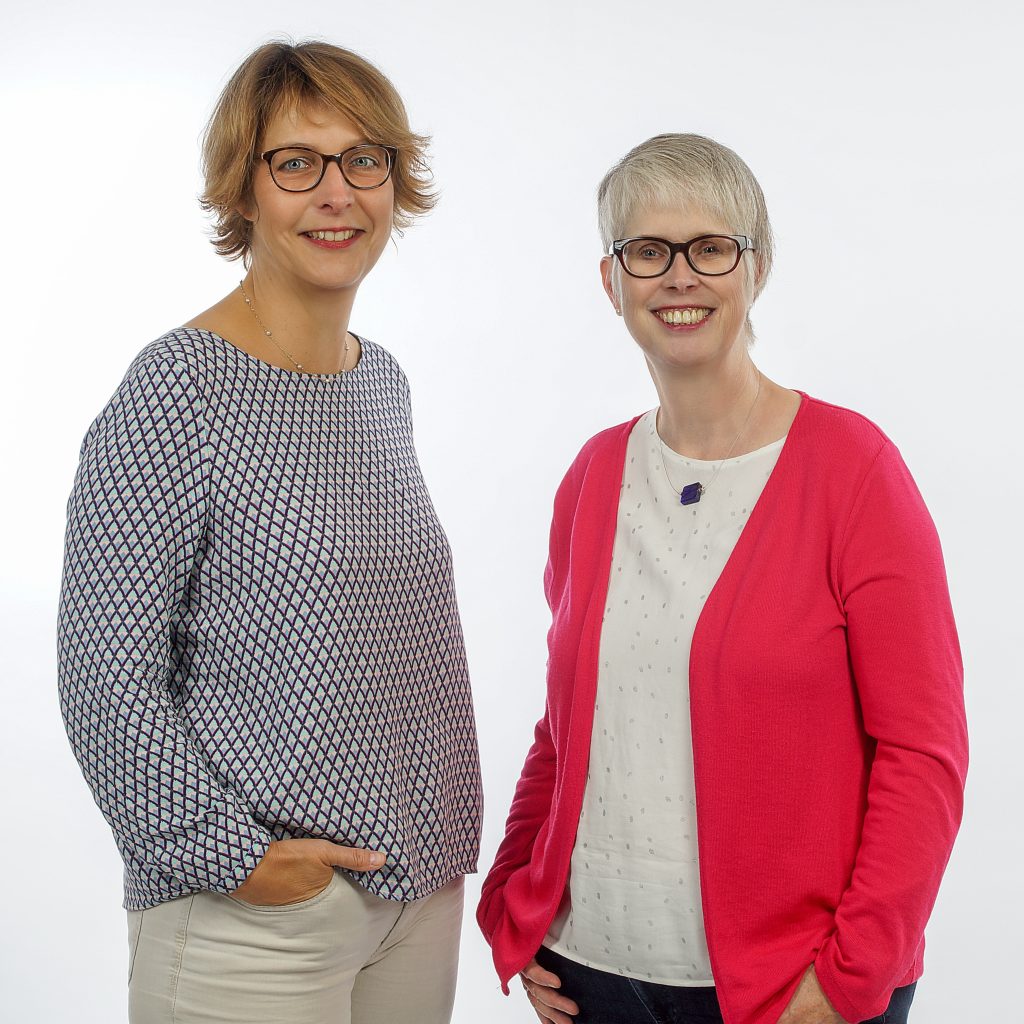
[658,371,763,506]
[238,280,351,375]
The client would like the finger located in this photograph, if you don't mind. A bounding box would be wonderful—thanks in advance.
[533,1009,559,1024]
[522,963,564,988]
[526,988,577,1024]
[318,841,386,871]
[523,979,579,1016]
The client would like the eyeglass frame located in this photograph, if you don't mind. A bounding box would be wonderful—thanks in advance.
[609,234,757,278]
[259,144,399,193]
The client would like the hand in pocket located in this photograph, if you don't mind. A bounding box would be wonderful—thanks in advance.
[231,837,385,907]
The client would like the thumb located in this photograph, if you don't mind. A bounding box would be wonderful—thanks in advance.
[319,841,386,872]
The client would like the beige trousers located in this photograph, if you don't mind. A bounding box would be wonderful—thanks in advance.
[127,872,464,1024]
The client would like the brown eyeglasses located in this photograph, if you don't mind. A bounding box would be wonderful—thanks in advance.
[260,144,398,192]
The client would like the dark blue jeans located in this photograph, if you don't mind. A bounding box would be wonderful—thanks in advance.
[534,946,916,1024]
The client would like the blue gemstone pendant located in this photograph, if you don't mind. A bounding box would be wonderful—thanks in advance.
[680,482,703,505]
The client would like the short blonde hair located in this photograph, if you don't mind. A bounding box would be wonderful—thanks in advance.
[200,40,436,261]
[597,134,774,301]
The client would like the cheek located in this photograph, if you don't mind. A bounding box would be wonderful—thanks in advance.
[360,178,394,219]
[622,279,655,316]
[732,262,757,308]
[373,192,396,230]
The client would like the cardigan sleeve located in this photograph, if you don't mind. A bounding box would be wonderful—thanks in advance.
[476,466,574,951]
[476,508,562,945]
[476,709,558,944]
[814,441,967,1022]
[57,359,272,901]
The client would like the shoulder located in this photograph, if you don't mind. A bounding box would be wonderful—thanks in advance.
[792,393,896,475]
[105,329,219,414]
[791,394,934,534]
[571,416,641,469]
[351,334,411,398]
[82,331,213,451]
[552,415,642,508]
[124,328,225,388]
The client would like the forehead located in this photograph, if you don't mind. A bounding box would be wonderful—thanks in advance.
[261,101,364,149]
[622,202,732,240]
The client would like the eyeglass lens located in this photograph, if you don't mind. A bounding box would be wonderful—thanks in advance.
[268,146,392,191]
[621,236,741,277]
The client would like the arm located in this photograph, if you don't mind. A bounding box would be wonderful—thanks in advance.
[813,442,968,1022]
[478,475,572,941]
[477,709,558,940]
[57,359,272,897]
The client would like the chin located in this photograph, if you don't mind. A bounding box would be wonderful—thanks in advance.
[639,337,719,371]
[304,265,370,292]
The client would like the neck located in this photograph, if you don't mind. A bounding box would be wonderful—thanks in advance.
[651,349,762,460]
[244,265,355,372]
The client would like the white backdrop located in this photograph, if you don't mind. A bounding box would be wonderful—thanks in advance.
[1,0,1020,1020]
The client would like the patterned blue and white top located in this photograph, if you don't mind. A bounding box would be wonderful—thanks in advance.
[58,328,482,911]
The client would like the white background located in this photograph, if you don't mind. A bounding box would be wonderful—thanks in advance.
[1,1,1021,1020]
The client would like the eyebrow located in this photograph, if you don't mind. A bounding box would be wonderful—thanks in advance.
[267,139,372,151]
[631,232,731,240]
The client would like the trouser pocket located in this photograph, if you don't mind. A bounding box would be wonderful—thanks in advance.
[127,910,144,983]
[128,895,194,1023]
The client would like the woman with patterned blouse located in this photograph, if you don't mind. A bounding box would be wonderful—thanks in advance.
[58,40,481,1024]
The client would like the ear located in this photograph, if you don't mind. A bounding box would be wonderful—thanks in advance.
[600,255,622,316]
[752,251,766,289]
[235,190,257,224]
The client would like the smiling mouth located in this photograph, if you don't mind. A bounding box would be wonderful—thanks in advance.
[303,229,359,241]
[655,307,713,326]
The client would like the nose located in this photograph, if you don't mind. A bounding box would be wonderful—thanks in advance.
[661,250,701,290]
[316,157,356,206]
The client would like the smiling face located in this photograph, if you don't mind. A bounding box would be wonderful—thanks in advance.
[241,102,395,296]
[601,204,758,374]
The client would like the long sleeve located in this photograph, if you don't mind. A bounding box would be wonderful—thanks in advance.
[477,710,557,943]
[814,442,968,1022]
[477,510,563,943]
[57,359,271,906]
[477,424,632,990]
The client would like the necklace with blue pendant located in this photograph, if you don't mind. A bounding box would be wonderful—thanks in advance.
[656,372,763,506]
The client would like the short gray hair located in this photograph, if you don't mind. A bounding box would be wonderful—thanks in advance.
[597,134,774,302]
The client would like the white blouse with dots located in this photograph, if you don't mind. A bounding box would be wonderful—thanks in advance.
[545,408,786,986]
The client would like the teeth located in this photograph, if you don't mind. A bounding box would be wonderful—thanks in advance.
[308,229,357,241]
[656,308,711,325]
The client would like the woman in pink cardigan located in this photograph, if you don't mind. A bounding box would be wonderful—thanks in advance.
[477,135,967,1024]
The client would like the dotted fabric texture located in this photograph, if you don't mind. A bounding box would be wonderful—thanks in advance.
[547,410,784,984]
[58,328,482,910]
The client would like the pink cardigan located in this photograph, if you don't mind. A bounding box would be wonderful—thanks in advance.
[477,395,967,1024]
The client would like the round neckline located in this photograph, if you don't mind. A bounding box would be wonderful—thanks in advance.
[178,326,367,382]
[647,408,787,467]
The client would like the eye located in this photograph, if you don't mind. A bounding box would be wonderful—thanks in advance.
[272,150,316,173]
[349,153,382,169]
[688,236,740,267]
[629,241,671,262]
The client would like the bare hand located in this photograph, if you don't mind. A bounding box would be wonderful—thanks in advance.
[777,965,848,1024]
[519,958,579,1024]
[230,837,385,907]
